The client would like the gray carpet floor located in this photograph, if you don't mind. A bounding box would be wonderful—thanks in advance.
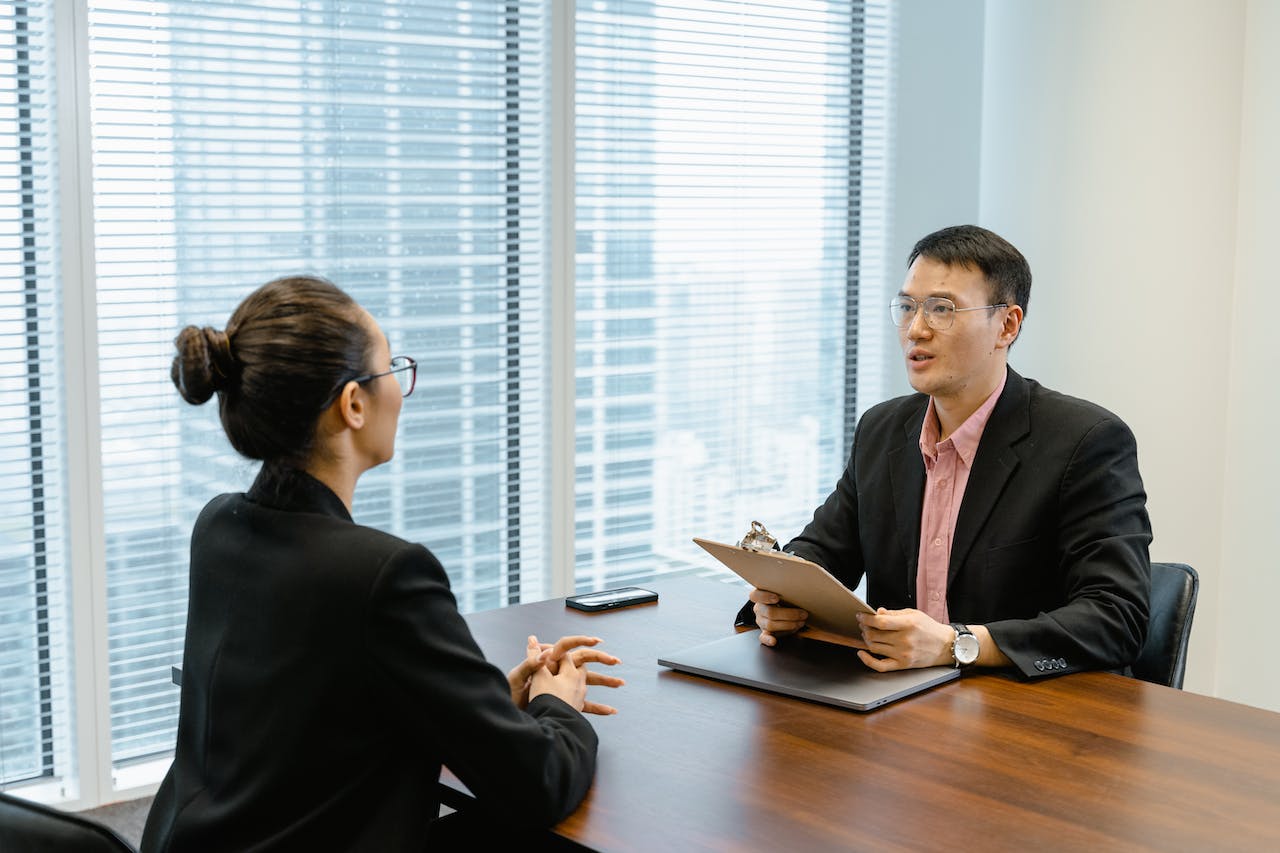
[80,796,152,849]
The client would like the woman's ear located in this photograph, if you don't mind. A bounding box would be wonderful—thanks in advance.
[335,380,366,430]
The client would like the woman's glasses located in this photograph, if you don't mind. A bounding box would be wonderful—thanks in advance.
[352,355,417,398]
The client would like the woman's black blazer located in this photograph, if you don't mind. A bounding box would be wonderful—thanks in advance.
[141,467,596,852]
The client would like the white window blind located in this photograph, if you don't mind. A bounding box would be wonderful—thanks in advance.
[3,0,890,804]
[573,0,887,587]
[0,0,73,789]
[87,0,549,772]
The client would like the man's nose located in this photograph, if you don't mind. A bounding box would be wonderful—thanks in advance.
[907,306,932,339]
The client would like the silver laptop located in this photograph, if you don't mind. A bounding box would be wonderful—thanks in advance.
[658,629,960,712]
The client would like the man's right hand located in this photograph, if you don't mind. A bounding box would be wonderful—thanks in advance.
[748,588,809,647]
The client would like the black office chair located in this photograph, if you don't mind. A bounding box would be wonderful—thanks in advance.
[1130,561,1199,689]
[0,791,137,853]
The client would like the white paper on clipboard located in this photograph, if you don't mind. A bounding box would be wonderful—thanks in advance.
[693,537,874,640]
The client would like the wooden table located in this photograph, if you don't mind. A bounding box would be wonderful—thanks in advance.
[445,575,1280,851]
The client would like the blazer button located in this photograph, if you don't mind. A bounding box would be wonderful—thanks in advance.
[1058,658,1067,669]
[1035,660,1045,672]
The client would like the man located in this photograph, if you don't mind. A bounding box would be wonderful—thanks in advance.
[739,225,1151,678]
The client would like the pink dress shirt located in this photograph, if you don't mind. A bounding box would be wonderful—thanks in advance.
[915,372,1008,624]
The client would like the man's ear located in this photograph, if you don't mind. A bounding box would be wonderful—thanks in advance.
[335,380,366,430]
[997,305,1024,349]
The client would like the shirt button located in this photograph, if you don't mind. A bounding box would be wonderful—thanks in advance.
[933,538,942,547]
[929,592,940,601]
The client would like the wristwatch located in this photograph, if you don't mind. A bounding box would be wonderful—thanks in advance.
[951,623,979,668]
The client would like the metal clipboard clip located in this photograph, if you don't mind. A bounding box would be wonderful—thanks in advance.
[737,520,777,553]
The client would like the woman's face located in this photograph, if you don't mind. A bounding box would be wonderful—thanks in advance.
[358,308,403,469]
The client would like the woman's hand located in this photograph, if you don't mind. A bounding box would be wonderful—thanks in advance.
[510,634,624,715]
[507,635,554,709]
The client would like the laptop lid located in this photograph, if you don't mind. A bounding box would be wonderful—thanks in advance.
[658,629,960,712]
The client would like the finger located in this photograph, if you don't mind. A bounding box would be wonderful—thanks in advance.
[549,635,603,660]
[585,672,625,688]
[857,612,886,630]
[747,588,780,606]
[754,604,807,631]
[756,603,808,623]
[758,631,778,647]
[756,618,805,637]
[857,649,904,672]
[571,649,621,668]
[855,625,885,645]
[510,660,538,682]
[858,613,907,632]
[580,701,618,716]
[557,649,581,673]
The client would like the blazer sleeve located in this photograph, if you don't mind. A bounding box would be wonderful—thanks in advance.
[985,415,1152,678]
[363,544,598,826]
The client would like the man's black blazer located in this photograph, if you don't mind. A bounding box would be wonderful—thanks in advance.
[141,467,597,852]
[777,367,1152,678]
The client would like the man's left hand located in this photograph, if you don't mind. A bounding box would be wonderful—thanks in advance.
[853,608,953,671]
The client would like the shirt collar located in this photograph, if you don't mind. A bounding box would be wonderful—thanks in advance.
[918,369,1009,467]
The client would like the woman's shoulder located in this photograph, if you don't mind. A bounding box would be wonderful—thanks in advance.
[196,489,442,578]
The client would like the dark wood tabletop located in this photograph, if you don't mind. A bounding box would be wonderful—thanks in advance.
[445,574,1280,852]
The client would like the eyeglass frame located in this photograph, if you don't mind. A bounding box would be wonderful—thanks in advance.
[351,355,417,398]
[889,295,1009,331]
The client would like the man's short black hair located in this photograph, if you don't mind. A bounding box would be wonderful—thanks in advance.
[908,225,1032,315]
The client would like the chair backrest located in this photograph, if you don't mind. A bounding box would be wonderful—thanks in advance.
[1130,561,1199,689]
[0,791,137,853]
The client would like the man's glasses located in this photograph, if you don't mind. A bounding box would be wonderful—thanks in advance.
[889,295,1008,331]
[352,355,417,398]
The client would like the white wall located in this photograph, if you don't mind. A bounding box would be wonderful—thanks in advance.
[1219,0,1280,712]
[974,0,1278,710]
[885,0,986,396]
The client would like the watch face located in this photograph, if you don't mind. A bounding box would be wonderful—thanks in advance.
[954,633,980,665]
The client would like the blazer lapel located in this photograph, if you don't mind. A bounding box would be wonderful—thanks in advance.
[948,369,1031,590]
[889,402,928,594]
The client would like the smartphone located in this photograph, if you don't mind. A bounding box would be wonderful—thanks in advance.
[565,586,659,612]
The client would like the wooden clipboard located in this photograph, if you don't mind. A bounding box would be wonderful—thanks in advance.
[693,537,874,641]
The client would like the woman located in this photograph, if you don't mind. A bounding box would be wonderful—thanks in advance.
[141,276,621,851]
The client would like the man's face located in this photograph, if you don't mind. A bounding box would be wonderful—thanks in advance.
[897,256,1018,404]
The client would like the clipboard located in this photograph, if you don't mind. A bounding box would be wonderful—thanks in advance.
[692,536,874,639]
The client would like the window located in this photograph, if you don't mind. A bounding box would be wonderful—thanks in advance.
[0,0,72,791]
[573,0,886,587]
[87,0,550,779]
[0,0,889,806]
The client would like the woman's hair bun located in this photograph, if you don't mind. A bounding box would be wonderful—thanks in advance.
[171,325,238,404]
